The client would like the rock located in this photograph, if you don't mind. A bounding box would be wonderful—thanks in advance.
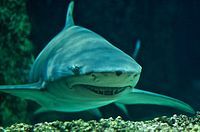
[2,112,200,131]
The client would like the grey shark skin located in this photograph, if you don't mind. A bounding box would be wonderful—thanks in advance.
[0,1,195,115]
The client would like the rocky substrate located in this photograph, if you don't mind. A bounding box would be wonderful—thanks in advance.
[1,112,199,131]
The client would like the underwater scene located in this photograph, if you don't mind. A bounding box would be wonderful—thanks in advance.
[0,0,199,131]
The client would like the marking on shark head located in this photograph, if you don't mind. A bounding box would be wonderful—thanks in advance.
[0,1,195,115]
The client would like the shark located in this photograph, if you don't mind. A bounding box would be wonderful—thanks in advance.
[0,1,195,116]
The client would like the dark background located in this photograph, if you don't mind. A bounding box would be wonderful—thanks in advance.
[26,0,199,121]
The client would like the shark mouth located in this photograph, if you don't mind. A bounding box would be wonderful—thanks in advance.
[81,85,127,95]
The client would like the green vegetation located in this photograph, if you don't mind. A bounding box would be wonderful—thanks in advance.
[0,0,33,126]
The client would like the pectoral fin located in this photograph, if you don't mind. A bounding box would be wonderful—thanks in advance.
[0,80,44,90]
[115,103,129,117]
[34,107,49,115]
[0,80,45,101]
[117,88,195,114]
[87,108,102,118]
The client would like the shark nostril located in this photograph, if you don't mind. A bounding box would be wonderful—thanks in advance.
[91,74,97,81]
[116,71,122,76]
[133,73,139,78]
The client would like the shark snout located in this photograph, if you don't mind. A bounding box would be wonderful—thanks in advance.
[66,70,141,89]
[66,71,141,96]
[115,70,141,78]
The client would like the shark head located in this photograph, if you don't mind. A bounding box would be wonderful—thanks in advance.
[64,40,142,97]
[44,26,142,100]
[65,58,141,99]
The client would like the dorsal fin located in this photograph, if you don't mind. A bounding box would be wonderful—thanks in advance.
[65,1,75,29]
[132,39,141,59]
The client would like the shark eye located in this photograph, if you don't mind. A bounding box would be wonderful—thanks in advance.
[70,65,82,75]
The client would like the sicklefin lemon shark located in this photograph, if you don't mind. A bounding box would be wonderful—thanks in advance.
[0,1,195,116]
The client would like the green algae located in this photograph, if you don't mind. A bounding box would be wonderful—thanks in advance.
[0,0,33,126]
[1,112,200,131]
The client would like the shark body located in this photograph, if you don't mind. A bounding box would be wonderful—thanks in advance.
[0,1,194,115]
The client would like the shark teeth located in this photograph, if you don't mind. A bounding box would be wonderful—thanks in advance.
[82,85,127,95]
